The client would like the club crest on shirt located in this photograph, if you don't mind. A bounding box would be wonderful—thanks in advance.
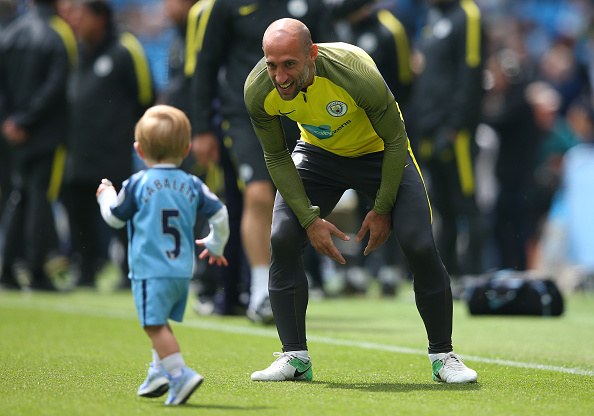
[433,18,452,39]
[94,55,113,77]
[326,101,347,117]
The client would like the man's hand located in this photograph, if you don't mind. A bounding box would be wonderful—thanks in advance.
[2,118,28,145]
[306,218,350,264]
[355,210,392,256]
[192,132,220,168]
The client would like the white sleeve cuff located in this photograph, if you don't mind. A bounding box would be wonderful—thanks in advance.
[97,188,126,229]
[200,206,229,257]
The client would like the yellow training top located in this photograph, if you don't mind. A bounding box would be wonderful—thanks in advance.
[245,42,408,228]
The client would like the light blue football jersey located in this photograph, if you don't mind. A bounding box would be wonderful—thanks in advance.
[111,165,223,280]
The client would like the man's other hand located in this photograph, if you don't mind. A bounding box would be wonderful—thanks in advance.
[355,210,391,256]
[306,218,350,264]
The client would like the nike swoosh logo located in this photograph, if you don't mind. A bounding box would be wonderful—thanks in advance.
[279,110,295,115]
[404,163,410,168]
[294,364,312,378]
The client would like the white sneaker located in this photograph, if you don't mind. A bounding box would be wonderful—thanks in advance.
[137,364,169,397]
[165,367,204,405]
[251,352,313,381]
[431,352,478,383]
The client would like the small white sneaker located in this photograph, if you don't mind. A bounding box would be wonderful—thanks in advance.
[137,364,169,397]
[431,352,478,383]
[251,352,313,381]
[165,367,204,405]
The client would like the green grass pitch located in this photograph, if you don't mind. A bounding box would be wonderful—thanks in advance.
[1,283,593,415]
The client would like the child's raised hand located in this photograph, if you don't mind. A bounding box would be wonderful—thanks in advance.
[195,239,228,267]
[96,178,115,198]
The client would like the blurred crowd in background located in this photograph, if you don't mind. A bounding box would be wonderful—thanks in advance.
[1,0,593,315]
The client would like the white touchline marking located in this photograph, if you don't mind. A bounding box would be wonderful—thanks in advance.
[3,299,594,377]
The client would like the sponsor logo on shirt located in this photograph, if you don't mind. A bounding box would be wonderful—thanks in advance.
[302,120,351,140]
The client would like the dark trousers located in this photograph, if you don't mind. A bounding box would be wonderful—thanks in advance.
[212,140,247,311]
[62,181,127,285]
[420,129,484,276]
[0,139,12,218]
[269,142,453,354]
[494,186,529,270]
[192,120,249,313]
[1,154,59,283]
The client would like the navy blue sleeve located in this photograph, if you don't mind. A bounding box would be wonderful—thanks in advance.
[111,173,142,221]
[192,175,223,218]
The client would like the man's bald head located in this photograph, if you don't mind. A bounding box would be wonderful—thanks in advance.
[261,18,317,100]
[263,18,312,56]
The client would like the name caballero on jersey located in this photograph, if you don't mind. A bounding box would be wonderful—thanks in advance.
[142,178,196,204]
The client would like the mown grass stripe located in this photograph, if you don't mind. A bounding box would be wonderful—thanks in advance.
[3,299,593,377]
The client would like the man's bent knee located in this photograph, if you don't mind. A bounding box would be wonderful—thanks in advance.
[271,214,305,255]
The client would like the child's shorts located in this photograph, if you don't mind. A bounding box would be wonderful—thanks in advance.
[132,278,191,327]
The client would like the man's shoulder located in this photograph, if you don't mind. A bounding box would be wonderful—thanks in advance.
[446,0,482,26]
[317,42,377,73]
[1,11,53,44]
[208,0,248,16]
[316,43,385,94]
[0,16,24,45]
[317,42,373,59]
[116,32,149,57]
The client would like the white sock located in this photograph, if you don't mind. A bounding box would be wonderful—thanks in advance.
[249,265,269,310]
[161,352,185,378]
[289,350,310,363]
[152,349,162,369]
[429,351,451,363]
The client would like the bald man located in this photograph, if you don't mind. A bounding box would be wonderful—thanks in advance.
[244,18,477,384]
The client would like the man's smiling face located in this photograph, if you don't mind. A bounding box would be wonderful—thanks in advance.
[262,22,317,101]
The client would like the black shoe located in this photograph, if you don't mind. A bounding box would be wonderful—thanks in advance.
[0,275,21,290]
[381,283,397,297]
[117,277,131,290]
[341,281,367,296]
[214,293,246,316]
[77,279,96,288]
[29,277,58,292]
[1,264,21,290]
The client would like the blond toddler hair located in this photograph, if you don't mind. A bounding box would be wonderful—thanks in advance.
[135,105,191,166]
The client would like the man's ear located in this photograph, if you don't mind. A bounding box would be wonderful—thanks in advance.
[183,143,191,159]
[134,142,146,160]
[310,44,318,61]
